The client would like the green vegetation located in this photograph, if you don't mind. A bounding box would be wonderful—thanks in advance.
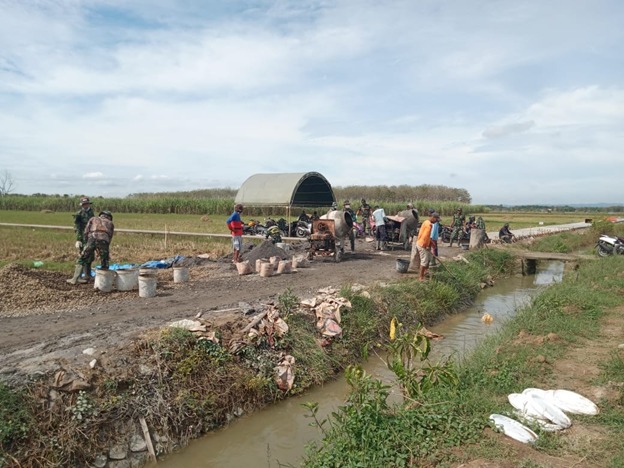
[302,249,624,466]
[0,384,32,451]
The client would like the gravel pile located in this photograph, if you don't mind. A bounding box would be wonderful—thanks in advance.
[0,263,132,318]
[242,240,291,264]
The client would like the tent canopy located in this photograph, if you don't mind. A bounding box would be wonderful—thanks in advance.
[235,172,335,207]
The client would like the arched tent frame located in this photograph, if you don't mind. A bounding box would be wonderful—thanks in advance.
[235,172,336,234]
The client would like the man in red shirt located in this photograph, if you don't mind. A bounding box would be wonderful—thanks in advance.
[226,204,244,263]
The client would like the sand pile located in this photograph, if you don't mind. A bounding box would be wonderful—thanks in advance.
[242,240,290,264]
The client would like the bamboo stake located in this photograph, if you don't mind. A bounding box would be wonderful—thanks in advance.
[139,416,157,463]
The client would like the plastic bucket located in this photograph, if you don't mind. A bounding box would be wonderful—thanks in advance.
[395,259,410,274]
[173,266,189,283]
[139,268,158,277]
[138,275,157,298]
[116,269,139,291]
[94,269,115,292]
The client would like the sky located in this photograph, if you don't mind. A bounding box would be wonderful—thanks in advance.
[1,0,623,205]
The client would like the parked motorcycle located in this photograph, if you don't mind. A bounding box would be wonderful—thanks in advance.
[265,217,289,237]
[242,219,263,235]
[596,234,624,257]
[291,220,312,238]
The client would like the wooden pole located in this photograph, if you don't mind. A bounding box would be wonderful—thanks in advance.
[139,416,157,463]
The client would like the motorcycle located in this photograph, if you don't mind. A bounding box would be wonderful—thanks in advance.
[596,234,624,257]
[291,220,312,238]
[265,217,289,237]
[242,219,263,236]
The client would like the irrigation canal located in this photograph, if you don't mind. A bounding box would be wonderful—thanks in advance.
[159,260,565,467]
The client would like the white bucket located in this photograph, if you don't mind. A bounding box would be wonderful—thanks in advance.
[94,269,115,293]
[138,275,157,298]
[173,266,189,283]
[139,268,158,277]
[116,269,139,291]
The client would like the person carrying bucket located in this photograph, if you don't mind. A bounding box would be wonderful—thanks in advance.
[67,211,115,284]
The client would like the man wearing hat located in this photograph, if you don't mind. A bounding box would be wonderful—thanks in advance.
[67,196,95,283]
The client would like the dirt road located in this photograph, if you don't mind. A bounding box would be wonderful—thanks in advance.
[1,219,593,384]
[1,239,439,383]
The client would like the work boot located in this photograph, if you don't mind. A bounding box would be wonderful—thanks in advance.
[82,264,92,283]
[66,265,86,285]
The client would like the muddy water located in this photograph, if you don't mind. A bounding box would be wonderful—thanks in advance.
[160,262,564,468]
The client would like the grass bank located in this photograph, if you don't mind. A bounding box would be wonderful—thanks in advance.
[302,235,624,466]
[0,249,515,467]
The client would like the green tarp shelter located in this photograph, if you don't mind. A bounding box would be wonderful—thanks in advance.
[235,172,336,208]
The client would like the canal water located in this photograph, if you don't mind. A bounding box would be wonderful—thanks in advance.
[160,261,564,468]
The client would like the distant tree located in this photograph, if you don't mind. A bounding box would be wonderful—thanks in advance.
[0,169,15,196]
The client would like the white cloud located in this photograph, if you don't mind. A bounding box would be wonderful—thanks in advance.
[82,172,105,179]
[0,1,623,204]
[483,121,534,139]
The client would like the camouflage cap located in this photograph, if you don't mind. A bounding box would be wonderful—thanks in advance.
[80,197,91,205]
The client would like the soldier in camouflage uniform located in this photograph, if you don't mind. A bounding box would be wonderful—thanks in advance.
[357,199,372,235]
[67,197,95,284]
[448,208,466,247]
[67,210,115,284]
[73,197,94,247]
[343,200,356,252]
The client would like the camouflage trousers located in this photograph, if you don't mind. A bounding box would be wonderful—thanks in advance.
[79,238,111,269]
[450,226,463,244]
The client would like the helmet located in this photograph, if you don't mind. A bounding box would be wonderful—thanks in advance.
[99,210,113,221]
[407,203,414,209]
[79,197,91,206]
